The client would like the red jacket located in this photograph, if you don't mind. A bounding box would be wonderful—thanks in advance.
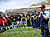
[0,17,3,24]
[4,18,8,22]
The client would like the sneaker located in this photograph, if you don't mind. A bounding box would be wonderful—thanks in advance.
[18,26,19,28]
[6,29,7,30]
[14,27,15,28]
[36,27,37,29]
[8,27,9,28]
[26,27,28,28]
[9,29,11,30]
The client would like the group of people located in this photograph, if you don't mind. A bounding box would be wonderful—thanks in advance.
[0,5,50,37]
[0,10,41,30]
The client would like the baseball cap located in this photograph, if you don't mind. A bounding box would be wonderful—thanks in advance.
[38,11,41,12]
[40,5,45,8]
[32,12,34,13]
[34,10,37,12]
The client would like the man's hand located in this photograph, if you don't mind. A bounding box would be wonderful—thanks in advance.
[41,11,43,15]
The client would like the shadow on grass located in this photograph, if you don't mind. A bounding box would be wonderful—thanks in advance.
[0,27,13,33]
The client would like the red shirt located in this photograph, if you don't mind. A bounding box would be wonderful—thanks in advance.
[0,17,3,24]
[4,18,8,22]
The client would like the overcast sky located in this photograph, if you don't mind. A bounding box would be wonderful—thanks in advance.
[0,0,46,12]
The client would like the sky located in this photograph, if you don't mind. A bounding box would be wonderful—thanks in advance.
[0,0,46,12]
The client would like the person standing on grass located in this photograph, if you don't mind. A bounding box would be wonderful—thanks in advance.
[39,5,50,37]
[10,15,13,28]
[37,11,41,29]
[31,12,34,26]
[4,16,9,30]
[10,15,13,25]
[21,13,26,27]
[17,13,21,28]
[15,14,18,21]
[13,15,17,28]
[33,10,38,29]
[8,15,12,29]
[26,12,31,27]
[0,15,3,30]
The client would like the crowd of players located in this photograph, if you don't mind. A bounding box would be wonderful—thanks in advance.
[0,10,41,30]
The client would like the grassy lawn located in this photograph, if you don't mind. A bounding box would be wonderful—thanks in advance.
[0,15,50,37]
[0,27,42,37]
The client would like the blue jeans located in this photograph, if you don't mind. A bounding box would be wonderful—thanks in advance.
[4,22,9,26]
[33,19,37,27]
[27,20,31,27]
[0,24,1,27]
[13,22,16,25]
[31,19,34,26]
[38,20,40,29]
[41,24,49,37]
[22,21,25,24]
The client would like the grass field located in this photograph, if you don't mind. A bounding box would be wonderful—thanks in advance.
[0,15,50,37]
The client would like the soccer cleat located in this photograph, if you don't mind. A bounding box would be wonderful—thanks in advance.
[36,27,37,29]
[18,26,19,28]
[23,26,24,27]
[25,24,26,27]
[9,29,11,30]
[1,27,3,30]
[26,26,28,28]
[8,27,9,28]
[6,29,7,30]
[14,27,15,28]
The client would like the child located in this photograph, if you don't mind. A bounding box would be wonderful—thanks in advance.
[26,12,31,27]
[4,16,9,30]
[31,12,34,26]
[8,15,12,30]
[13,15,16,28]
[0,15,3,30]
[22,13,26,27]
[17,13,21,28]
[33,10,38,29]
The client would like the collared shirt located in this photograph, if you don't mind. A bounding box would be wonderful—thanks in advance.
[39,10,49,24]
[39,11,49,18]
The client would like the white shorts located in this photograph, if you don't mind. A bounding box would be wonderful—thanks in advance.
[17,21,21,24]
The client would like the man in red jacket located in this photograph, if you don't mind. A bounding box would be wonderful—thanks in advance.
[0,15,3,30]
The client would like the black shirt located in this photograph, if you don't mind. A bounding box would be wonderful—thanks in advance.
[26,14,30,20]
[16,15,18,20]
[34,14,37,18]
[31,14,34,20]
[10,16,13,22]
[22,15,25,21]
[13,17,16,22]
[8,17,11,22]
[17,15,21,21]
[8,17,11,20]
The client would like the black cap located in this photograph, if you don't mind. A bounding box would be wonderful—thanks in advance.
[40,5,45,8]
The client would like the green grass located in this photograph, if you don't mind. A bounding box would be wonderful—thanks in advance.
[0,27,42,37]
[0,15,50,37]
